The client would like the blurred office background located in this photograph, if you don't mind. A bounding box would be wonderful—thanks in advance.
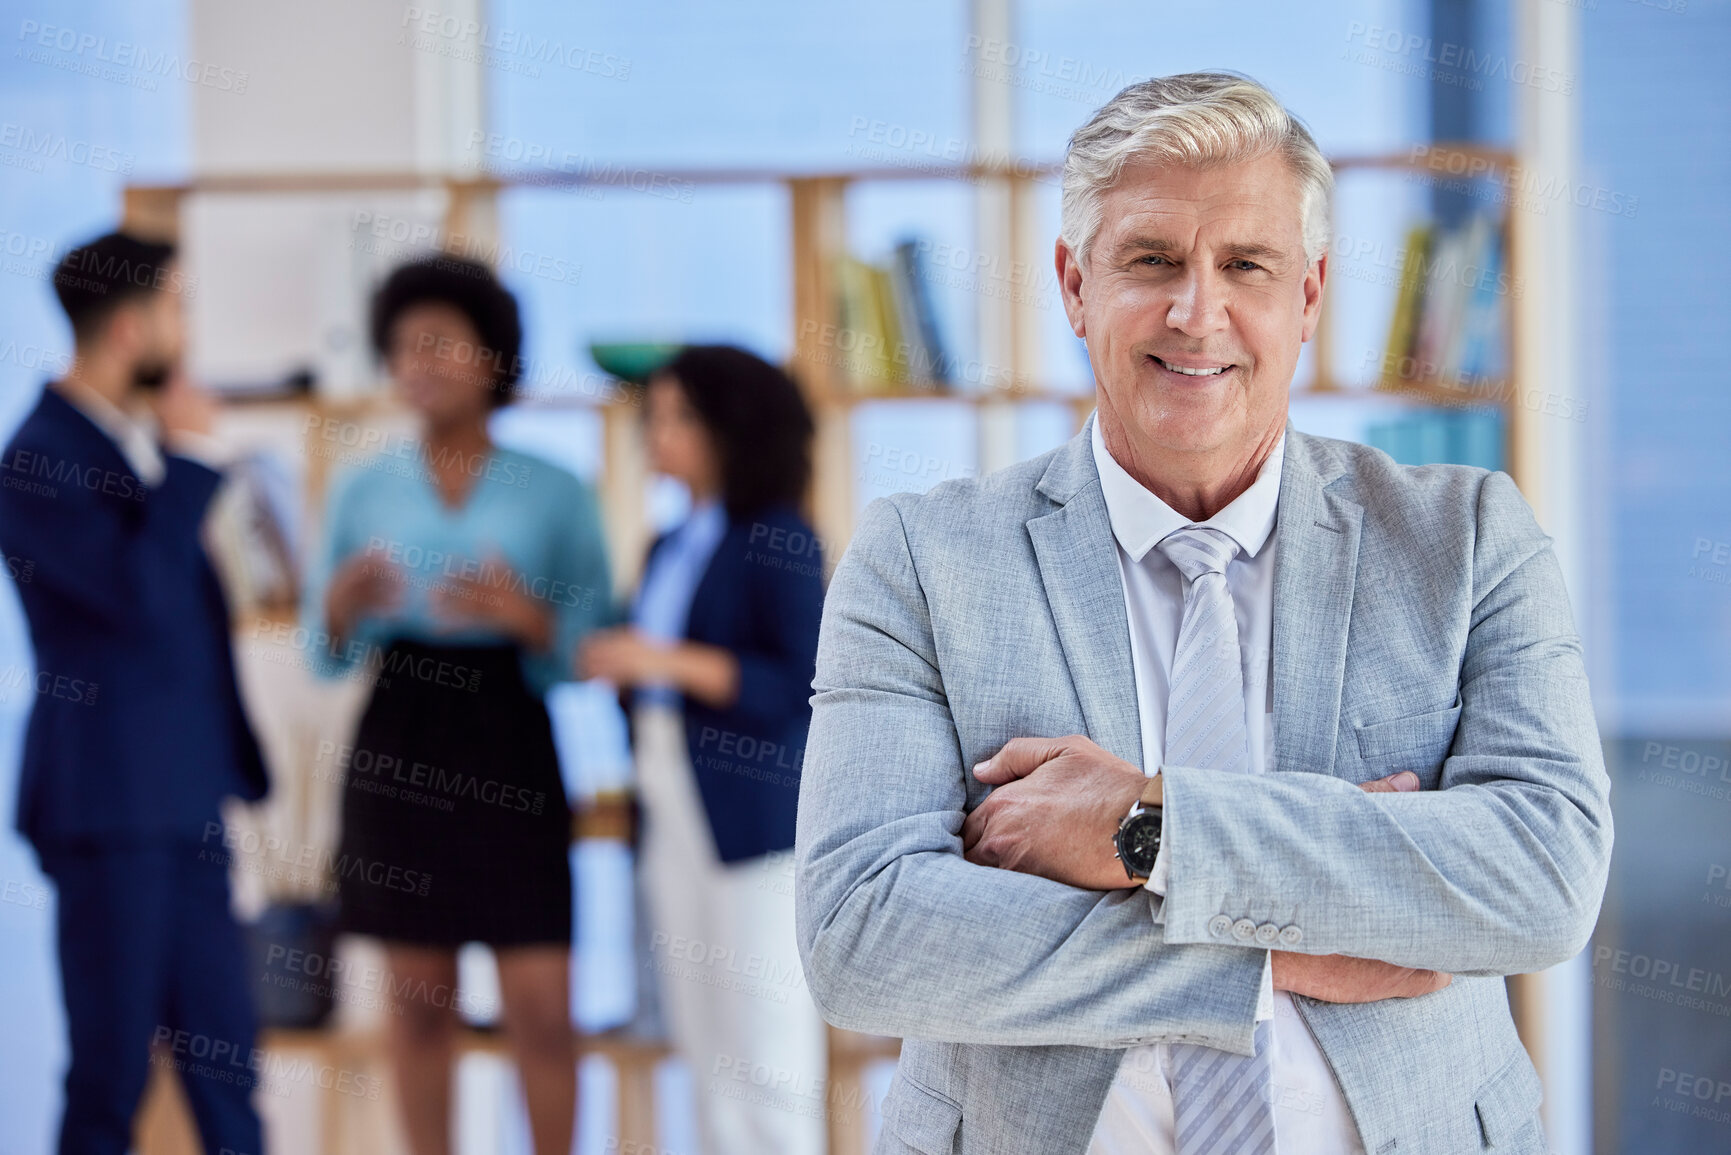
[0,1,1726,1152]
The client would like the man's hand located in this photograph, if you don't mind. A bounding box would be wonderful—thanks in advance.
[147,369,217,439]
[1359,770,1421,793]
[1271,951,1450,1002]
[962,735,1147,889]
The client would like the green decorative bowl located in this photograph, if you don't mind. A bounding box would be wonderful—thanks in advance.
[588,341,683,385]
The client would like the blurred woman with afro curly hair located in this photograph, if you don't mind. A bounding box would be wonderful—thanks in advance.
[303,255,611,1155]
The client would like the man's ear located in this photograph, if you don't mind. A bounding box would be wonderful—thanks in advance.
[1300,252,1328,343]
[1056,238,1087,340]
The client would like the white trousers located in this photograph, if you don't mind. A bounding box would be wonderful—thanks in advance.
[634,705,827,1155]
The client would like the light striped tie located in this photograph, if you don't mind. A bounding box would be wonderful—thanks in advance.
[1156,526,1275,1155]
[1169,1020,1276,1155]
[1158,527,1251,776]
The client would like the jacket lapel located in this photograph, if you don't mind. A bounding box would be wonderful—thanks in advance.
[33,387,149,509]
[1271,429,1363,778]
[1024,417,1363,779]
[1026,413,1145,770]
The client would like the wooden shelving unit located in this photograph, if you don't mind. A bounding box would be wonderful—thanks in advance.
[127,140,1527,582]
[124,139,1537,1155]
[1299,145,1525,480]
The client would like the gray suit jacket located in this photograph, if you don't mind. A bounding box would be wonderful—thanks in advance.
[795,414,1612,1155]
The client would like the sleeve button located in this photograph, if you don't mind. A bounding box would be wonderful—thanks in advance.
[1207,914,1233,938]
[1231,918,1257,942]
[1254,922,1280,946]
[1279,925,1303,947]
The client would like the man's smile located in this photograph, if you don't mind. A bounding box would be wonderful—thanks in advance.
[1149,353,1236,379]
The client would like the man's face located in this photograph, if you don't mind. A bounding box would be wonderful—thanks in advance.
[113,263,186,390]
[1058,152,1325,459]
[146,262,186,365]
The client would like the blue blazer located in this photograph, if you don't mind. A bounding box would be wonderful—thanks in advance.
[633,502,824,863]
[0,388,268,849]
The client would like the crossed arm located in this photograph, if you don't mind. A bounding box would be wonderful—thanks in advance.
[963,738,1450,1001]
[795,482,1613,1048]
[796,499,1266,1050]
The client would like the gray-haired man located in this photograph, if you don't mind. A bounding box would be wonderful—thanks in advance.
[795,72,1610,1155]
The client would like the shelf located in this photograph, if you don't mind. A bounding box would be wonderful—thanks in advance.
[226,377,1510,415]
[525,382,1096,411]
[136,143,1507,201]
[1328,143,1517,176]
[249,378,1512,414]
[127,161,1067,202]
[811,385,1093,408]
[1295,378,1512,408]
[136,139,1533,565]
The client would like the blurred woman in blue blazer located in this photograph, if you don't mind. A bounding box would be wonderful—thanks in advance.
[579,345,826,1155]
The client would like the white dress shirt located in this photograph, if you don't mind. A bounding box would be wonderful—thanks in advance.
[1085,415,1364,1155]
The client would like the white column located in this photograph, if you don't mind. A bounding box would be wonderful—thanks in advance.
[1512,4,1590,1155]
[971,0,1020,475]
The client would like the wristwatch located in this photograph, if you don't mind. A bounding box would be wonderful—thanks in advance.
[1113,774,1164,884]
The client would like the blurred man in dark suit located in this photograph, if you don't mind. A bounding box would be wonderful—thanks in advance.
[0,232,270,1155]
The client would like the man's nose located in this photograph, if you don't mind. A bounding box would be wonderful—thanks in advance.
[1165,268,1229,337]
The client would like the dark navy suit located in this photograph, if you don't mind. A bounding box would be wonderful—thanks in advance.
[633,502,824,863]
[0,386,269,1155]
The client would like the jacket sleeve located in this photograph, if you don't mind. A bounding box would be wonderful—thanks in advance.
[0,446,219,633]
[1158,470,1613,976]
[726,517,825,728]
[795,495,1266,1052]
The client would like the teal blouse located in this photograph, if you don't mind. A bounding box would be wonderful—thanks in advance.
[301,444,612,696]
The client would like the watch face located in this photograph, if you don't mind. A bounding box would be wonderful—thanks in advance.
[1117,810,1161,875]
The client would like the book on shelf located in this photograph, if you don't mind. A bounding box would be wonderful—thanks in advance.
[833,237,952,393]
[207,451,302,618]
[1454,217,1505,382]
[834,256,891,390]
[1381,213,1507,389]
[1382,224,1431,382]
[890,240,949,389]
[1365,409,1504,472]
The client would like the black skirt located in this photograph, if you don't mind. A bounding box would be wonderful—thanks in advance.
[335,640,572,947]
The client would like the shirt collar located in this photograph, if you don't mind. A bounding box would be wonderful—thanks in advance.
[666,496,727,552]
[685,497,726,534]
[54,377,155,445]
[1089,411,1284,564]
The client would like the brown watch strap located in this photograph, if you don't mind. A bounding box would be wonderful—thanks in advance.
[1139,773,1163,808]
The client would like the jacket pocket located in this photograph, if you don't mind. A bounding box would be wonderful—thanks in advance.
[1473,1047,1544,1149]
[878,1071,962,1155]
[1355,700,1463,768]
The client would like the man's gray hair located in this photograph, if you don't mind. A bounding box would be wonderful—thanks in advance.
[1060,72,1334,268]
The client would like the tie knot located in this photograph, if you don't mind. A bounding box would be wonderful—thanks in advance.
[1155,526,1240,581]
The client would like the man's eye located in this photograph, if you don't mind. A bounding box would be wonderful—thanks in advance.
[1228,259,1261,272]
[1138,255,1169,267]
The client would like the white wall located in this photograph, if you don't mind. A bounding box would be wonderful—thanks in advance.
[186,0,483,393]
